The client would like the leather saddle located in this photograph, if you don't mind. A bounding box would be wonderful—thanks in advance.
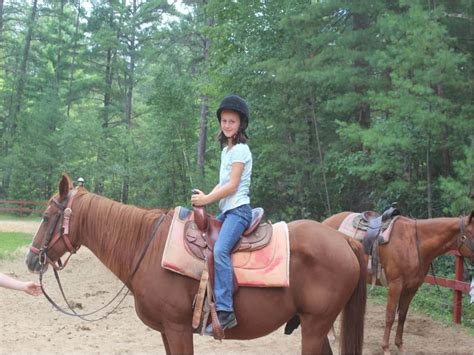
[182,206,272,261]
[353,203,401,253]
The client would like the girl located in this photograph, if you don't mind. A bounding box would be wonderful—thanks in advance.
[191,94,252,333]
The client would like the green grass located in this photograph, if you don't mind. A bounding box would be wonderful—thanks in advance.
[0,231,33,259]
[368,283,474,333]
[0,213,42,221]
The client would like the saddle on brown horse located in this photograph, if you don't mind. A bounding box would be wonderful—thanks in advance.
[183,206,272,261]
[181,205,272,338]
[353,203,401,254]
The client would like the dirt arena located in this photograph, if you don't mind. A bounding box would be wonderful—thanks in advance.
[0,221,473,354]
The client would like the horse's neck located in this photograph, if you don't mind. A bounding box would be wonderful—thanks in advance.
[75,194,158,283]
[415,217,459,262]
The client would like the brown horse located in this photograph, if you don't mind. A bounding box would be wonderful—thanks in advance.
[26,175,367,355]
[323,210,474,355]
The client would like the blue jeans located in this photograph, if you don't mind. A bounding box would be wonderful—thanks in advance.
[214,204,252,312]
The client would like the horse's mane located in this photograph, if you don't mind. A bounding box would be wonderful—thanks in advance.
[73,189,168,278]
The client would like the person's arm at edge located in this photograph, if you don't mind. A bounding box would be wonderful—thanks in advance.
[0,273,42,296]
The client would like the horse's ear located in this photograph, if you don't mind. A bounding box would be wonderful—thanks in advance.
[58,174,72,199]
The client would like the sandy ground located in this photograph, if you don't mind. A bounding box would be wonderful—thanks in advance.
[0,220,473,354]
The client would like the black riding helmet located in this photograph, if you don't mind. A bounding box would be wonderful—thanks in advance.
[216,95,250,130]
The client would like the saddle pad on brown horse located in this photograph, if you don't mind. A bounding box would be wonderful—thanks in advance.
[161,207,290,287]
[338,212,400,243]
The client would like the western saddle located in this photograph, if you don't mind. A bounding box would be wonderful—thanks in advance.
[353,203,401,254]
[183,206,271,261]
[185,205,270,339]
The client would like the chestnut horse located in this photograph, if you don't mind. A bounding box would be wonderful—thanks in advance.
[26,175,367,355]
[323,210,474,355]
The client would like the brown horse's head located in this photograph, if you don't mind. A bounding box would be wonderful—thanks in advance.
[459,210,474,264]
[26,174,81,273]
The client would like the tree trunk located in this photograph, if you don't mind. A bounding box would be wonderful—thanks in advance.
[66,0,81,117]
[352,12,371,127]
[197,13,213,181]
[0,0,4,39]
[436,84,452,177]
[198,95,209,179]
[426,132,432,218]
[95,2,115,195]
[54,0,65,95]
[121,0,138,203]
[310,97,331,216]
[13,0,38,128]
[3,0,37,193]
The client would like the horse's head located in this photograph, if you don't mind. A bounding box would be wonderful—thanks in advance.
[459,210,474,264]
[26,174,81,273]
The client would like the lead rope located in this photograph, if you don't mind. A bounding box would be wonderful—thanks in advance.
[39,213,165,321]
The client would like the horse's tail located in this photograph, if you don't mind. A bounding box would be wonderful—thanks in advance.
[339,236,367,355]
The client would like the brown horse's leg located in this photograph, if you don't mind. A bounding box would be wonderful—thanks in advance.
[161,332,171,355]
[382,281,403,355]
[163,324,194,355]
[300,314,333,354]
[394,289,417,353]
[322,336,333,355]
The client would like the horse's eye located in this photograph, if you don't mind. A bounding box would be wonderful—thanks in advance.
[42,215,49,223]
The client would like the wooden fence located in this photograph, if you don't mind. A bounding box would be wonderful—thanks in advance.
[0,200,47,216]
[424,250,471,324]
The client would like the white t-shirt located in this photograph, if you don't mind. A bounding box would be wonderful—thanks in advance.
[218,143,252,213]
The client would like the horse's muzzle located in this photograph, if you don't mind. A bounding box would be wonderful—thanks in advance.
[25,251,48,274]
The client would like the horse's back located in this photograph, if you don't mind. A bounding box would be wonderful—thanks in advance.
[322,211,352,229]
[288,219,360,281]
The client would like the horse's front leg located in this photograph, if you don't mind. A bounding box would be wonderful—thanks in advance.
[394,288,417,354]
[382,280,403,355]
[163,322,194,355]
[161,332,171,355]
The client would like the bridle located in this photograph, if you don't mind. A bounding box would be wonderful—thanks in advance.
[29,188,80,271]
[29,187,166,321]
[458,214,474,260]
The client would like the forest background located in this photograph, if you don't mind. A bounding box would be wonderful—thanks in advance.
[0,0,472,223]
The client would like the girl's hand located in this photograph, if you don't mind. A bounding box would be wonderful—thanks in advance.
[23,281,42,296]
[191,189,207,206]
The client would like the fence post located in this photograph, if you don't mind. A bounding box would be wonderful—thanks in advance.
[453,254,463,324]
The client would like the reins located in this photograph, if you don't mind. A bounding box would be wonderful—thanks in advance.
[39,212,165,322]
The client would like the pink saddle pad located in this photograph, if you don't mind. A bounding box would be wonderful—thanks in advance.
[161,207,290,287]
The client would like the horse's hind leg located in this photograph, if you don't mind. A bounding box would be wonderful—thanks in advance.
[394,289,417,354]
[300,314,334,354]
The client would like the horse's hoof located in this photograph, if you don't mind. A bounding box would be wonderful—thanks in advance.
[397,344,406,354]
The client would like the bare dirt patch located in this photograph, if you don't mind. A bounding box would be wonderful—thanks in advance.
[0,220,473,354]
[0,220,40,234]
